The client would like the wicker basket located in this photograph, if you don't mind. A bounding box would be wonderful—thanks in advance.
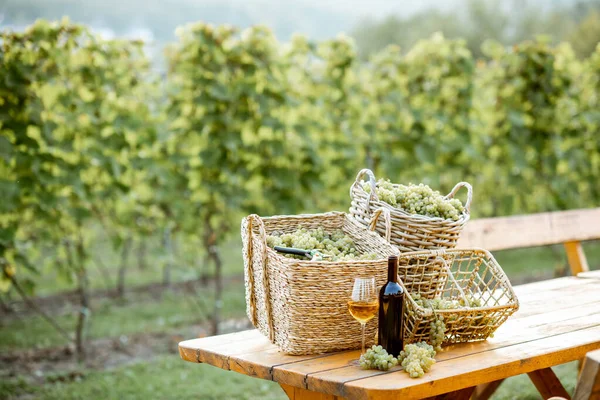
[241,212,399,355]
[349,169,473,252]
[399,249,519,345]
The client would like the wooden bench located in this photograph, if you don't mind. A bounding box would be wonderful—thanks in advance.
[457,207,600,276]
[179,207,600,399]
[457,207,600,399]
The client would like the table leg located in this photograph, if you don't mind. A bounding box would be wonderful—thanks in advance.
[279,383,342,400]
[471,379,505,400]
[527,367,571,399]
[424,386,476,400]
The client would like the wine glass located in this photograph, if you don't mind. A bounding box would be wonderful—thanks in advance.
[348,277,378,356]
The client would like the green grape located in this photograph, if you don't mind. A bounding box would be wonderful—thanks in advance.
[359,345,398,371]
[411,292,491,351]
[363,180,465,220]
[266,227,378,261]
[399,342,436,378]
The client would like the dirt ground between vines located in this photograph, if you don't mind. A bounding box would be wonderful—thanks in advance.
[0,318,252,387]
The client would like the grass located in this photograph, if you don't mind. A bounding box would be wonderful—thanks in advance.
[491,362,578,399]
[493,240,600,280]
[1,355,287,400]
[24,234,246,297]
[0,356,578,400]
[0,280,247,352]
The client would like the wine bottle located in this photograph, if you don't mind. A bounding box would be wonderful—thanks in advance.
[378,255,404,357]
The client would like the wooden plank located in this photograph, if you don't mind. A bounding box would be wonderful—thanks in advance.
[565,241,590,275]
[279,383,341,400]
[178,343,198,363]
[302,311,600,397]
[342,324,600,399]
[527,367,571,399]
[259,305,600,393]
[471,379,504,400]
[179,330,275,369]
[457,208,600,250]
[578,270,600,280]
[178,329,264,363]
[280,383,296,399]
[514,276,595,294]
[574,349,600,400]
[229,348,334,380]
[427,386,475,400]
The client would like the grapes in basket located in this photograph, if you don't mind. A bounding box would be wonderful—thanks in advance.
[266,227,378,261]
[363,180,465,221]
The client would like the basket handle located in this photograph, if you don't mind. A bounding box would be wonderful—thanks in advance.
[368,207,392,243]
[244,214,275,342]
[350,168,379,203]
[430,250,468,306]
[444,182,473,214]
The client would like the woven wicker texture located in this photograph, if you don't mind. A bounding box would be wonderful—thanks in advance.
[241,212,399,355]
[399,249,519,345]
[349,169,473,252]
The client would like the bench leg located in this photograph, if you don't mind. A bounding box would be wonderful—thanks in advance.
[279,383,342,400]
[527,367,571,399]
[471,379,505,400]
[574,350,600,400]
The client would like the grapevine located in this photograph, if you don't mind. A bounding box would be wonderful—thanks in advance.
[363,180,465,221]
[266,227,378,261]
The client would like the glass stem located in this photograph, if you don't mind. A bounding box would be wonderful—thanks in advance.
[361,323,366,355]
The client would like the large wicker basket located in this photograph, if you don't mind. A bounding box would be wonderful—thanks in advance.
[398,249,519,345]
[349,169,473,252]
[241,212,399,355]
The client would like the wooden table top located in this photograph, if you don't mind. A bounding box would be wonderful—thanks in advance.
[179,275,600,399]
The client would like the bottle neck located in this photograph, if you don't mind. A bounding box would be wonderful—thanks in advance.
[387,258,398,283]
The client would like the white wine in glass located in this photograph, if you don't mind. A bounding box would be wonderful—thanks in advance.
[348,277,378,355]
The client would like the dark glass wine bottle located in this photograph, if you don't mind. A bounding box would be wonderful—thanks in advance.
[378,255,404,357]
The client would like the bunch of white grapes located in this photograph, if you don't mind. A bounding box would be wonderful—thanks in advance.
[359,344,438,378]
[411,293,488,351]
[363,180,465,221]
[359,345,399,371]
[399,342,437,378]
[413,294,458,351]
[266,227,378,261]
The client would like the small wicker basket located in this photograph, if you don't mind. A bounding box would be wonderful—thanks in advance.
[349,169,473,252]
[242,212,399,355]
[399,249,519,345]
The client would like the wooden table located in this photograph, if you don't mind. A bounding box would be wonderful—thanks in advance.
[179,275,600,399]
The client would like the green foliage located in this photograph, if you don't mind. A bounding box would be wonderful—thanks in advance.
[2,19,600,309]
[371,34,475,188]
[473,38,598,216]
[165,23,321,241]
[0,19,157,285]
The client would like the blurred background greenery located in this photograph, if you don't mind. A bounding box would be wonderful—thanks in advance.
[1,0,599,399]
